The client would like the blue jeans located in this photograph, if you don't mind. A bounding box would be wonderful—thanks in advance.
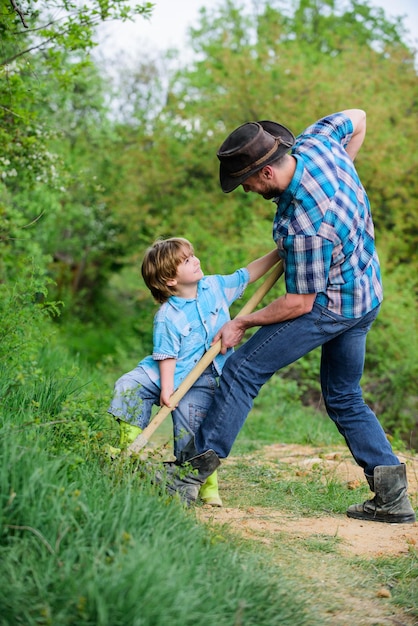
[195,304,399,476]
[108,365,218,457]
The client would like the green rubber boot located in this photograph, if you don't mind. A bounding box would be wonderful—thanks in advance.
[104,444,123,459]
[105,420,142,458]
[199,470,223,507]
[155,445,221,506]
[119,420,142,449]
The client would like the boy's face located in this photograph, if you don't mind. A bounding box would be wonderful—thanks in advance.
[172,252,203,288]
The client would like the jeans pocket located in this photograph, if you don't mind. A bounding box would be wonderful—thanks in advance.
[357,305,380,331]
[188,404,208,434]
[314,307,353,336]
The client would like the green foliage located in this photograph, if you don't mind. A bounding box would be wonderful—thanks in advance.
[1,0,417,463]
[363,263,418,447]
[0,258,60,373]
[0,395,312,626]
[235,374,340,453]
[0,0,154,313]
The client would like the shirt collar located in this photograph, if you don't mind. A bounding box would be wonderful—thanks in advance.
[273,153,304,213]
[167,277,208,310]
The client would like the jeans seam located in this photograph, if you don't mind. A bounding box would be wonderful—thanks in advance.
[242,320,295,361]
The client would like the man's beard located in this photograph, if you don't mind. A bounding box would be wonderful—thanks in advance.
[262,189,280,200]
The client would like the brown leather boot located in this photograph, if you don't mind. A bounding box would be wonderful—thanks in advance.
[347,464,416,524]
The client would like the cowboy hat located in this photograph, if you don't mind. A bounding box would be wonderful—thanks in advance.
[217,120,295,193]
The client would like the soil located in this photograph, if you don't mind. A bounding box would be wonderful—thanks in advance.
[195,444,418,626]
[198,443,418,558]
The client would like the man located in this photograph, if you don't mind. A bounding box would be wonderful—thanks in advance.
[161,110,415,524]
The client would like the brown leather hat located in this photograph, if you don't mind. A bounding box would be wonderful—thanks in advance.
[217,120,295,193]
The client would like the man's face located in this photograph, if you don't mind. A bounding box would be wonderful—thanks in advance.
[241,168,279,200]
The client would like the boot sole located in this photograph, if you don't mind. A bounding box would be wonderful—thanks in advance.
[201,498,223,507]
[347,511,416,524]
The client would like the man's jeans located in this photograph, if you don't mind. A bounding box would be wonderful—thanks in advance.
[195,303,399,476]
[108,365,217,457]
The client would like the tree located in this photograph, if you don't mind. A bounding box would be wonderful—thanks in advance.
[0,0,153,302]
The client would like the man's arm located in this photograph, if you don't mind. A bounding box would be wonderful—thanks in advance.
[213,292,316,353]
[342,109,366,161]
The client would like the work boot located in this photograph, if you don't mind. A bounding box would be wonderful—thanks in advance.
[156,442,221,506]
[347,464,416,524]
[199,470,223,507]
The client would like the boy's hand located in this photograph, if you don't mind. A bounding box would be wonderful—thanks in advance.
[160,388,175,407]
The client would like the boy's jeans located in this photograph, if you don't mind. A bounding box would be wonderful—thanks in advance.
[195,303,399,477]
[108,365,217,457]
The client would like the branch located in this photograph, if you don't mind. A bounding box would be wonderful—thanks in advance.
[0,37,56,67]
[9,0,28,29]
[21,212,45,228]
[0,105,24,119]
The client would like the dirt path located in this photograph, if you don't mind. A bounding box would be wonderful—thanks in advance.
[196,444,418,626]
[198,444,418,558]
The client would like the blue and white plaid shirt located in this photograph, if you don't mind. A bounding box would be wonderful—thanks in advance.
[273,112,383,318]
[139,269,249,389]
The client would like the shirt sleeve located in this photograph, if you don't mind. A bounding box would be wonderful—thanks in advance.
[214,268,250,306]
[152,315,180,360]
[281,235,333,294]
[302,112,353,150]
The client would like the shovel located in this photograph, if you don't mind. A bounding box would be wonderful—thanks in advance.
[127,260,284,454]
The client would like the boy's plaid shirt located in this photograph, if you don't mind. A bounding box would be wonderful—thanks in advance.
[140,269,249,389]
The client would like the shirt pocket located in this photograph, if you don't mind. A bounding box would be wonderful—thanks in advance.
[179,319,205,355]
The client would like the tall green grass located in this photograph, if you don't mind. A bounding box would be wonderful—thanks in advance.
[0,346,314,626]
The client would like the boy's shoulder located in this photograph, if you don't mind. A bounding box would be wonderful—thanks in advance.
[198,273,234,293]
[154,300,177,323]
[200,270,242,286]
[154,292,199,323]
[199,274,220,287]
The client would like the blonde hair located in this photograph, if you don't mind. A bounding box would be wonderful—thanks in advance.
[141,237,194,304]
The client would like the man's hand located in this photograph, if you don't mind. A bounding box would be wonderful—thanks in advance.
[212,319,247,354]
[213,293,316,354]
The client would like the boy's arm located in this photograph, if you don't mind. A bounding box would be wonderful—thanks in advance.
[246,249,279,284]
[158,358,177,406]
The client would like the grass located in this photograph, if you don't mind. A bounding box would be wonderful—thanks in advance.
[233,375,343,453]
[354,551,418,619]
[0,446,310,625]
[207,449,418,623]
[1,341,417,625]
[221,459,369,515]
[0,374,313,626]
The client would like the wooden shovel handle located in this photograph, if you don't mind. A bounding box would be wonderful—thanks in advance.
[127,260,284,453]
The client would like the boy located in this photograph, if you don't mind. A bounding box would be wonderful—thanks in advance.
[108,237,279,506]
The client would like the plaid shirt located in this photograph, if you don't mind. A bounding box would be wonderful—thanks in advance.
[139,269,249,389]
[273,112,383,318]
